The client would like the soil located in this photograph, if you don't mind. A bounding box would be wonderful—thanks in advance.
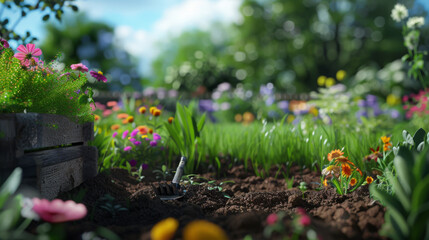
[57,164,387,240]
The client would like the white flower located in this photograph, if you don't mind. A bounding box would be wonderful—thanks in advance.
[406,16,425,29]
[20,198,39,221]
[391,4,408,22]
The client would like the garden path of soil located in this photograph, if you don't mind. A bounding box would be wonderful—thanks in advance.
[59,165,386,240]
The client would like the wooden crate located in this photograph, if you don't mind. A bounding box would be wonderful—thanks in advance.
[0,113,98,199]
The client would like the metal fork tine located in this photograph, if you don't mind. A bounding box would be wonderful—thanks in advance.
[151,183,161,195]
[172,184,179,195]
[165,184,173,195]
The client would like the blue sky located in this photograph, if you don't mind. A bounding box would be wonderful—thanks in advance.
[3,0,429,75]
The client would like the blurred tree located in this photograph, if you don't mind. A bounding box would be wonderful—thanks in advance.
[151,26,239,95]
[229,0,427,93]
[0,0,78,44]
[40,14,142,92]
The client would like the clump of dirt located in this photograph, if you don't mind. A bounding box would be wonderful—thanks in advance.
[58,166,386,240]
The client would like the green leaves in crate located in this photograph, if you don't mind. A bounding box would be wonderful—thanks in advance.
[165,102,206,173]
[370,128,429,240]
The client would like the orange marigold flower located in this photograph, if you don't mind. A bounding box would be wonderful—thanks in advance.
[153,109,161,117]
[380,136,391,144]
[107,101,117,107]
[94,114,100,121]
[111,124,120,130]
[122,119,128,124]
[366,176,374,184]
[150,107,156,114]
[334,156,356,167]
[234,114,243,122]
[327,149,344,161]
[384,142,392,151]
[137,125,148,134]
[168,117,174,124]
[139,106,146,114]
[117,113,129,119]
[356,168,363,176]
[342,164,352,177]
[350,178,357,186]
[148,128,153,134]
[127,116,134,123]
[323,178,328,187]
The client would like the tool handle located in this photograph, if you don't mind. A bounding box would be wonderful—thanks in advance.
[172,156,187,187]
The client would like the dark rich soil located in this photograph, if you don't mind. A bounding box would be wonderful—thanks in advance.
[58,165,386,240]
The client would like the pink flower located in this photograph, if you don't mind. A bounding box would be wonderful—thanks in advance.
[71,63,89,72]
[296,207,307,216]
[112,132,118,138]
[150,141,157,147]
[103,109,113,117]
[153,133,161,141]
[0,38,9,49]
[122,130,129,139]
[90,70,107,82]
[129,138,136,143]
[133,141,141,146]
[266,213,278,225]
[32,198,87,223]
[14,43,42,66]
[124,146,132,151]
[299,215,311,226]
[131,129,139,137]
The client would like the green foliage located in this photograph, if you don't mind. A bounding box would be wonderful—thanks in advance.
[0,0,78,44]
[370,128,429,240]
[0,48,94,123]
[164,102,206,173]
[0,168,34,239]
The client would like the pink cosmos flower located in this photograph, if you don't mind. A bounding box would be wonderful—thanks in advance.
[266,213,278,225]
[71,63,89,73]
[112,132,118,138]
[14,43,42,66]
[103,109,113,117]
[122,130,129,139]
[124,146,132,151]
[131,129,139,137]
[150,141,157,147]
[0,38,9,49]
[129,138,136,143]
[32,198,87,223]
[90,70,107,82]
[133,141,141,146]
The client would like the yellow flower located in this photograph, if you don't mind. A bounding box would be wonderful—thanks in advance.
[139,106,146,114]
[341,164,352,178]
[317,76,326,86]
[168,117,174,124]
[381,136,391,144]
[386,94,400,106]
[287,115,295,123]
[309,106,318,117]
[323,178,328,187]
[350,178,357,186]
[126,116,134,123]
[150,217,179,240]
[325,77,335,87]
[327,149,344,162]
[381,136,392,151]
[150,107,157,114]
[183,220,228,240]
[321,165,340,176]
[149,128,154,134]
[234,114,243,123]
[153,109,162,117]
[94,114,100,121]
[336,70,346,81]
[366,176,374,184]
[141,135,148,139]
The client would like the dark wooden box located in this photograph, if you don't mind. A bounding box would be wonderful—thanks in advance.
[0,113,98,199]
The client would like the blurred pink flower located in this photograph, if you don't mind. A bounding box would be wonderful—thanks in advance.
[32,198,87,223]
[14,43,42,66]
[299,215,311,226]
[122,130,129,139]
[90,70,107,82]
[129,138,136,143]
[124,146,132,151]
[70,63,88,72]
[266,213,278,225]
[0,38,9,49]
[150,141,157,147]
[153,133,161,141]
[131,129,139,137]
[107,101,117,107]
[296,207,307,216]
[133,141,141,146]
[103,109,113,117]
[112,132,118,138]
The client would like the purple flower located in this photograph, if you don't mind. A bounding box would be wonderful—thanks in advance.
[199,99,214,112]
[0,38,9,49]
[277,101,289,113]
[90,70,107,82]
[71,63,88,73]
[357,100,366,108]
[129,138,136,143]
[366,95,378,107]
[153,133,161,141]
[373,106,383,117]
[150,141,157,147]
[112,132,118,138]
[124,146,132,151]
[141,163,149,170]
[131,129,139,137]
[390,109,400,119]
[133,141,141,146]
[122,130,129,139]
[129,159,137,167]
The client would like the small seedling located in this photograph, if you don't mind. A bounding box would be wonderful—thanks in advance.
[298,182,308,199]
[98,194,128,218]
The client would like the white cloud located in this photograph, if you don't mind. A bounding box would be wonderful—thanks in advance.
[113,0,243,74]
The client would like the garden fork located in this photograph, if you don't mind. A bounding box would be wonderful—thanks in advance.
[151,156,187,200]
